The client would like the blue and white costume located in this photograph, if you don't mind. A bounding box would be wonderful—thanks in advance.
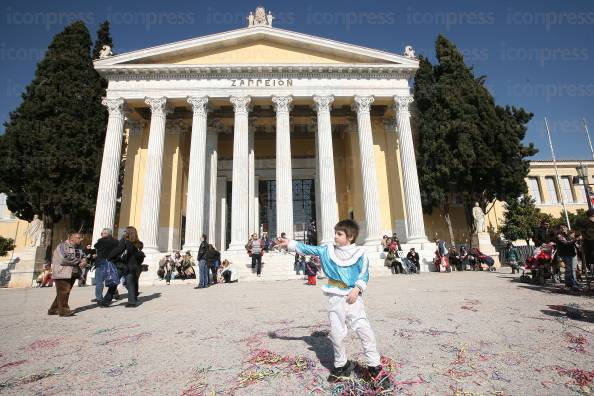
[288,240,381,368]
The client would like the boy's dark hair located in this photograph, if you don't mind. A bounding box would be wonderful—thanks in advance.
[334,219,359,242]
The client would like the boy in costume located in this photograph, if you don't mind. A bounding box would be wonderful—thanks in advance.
[277,219,389,385]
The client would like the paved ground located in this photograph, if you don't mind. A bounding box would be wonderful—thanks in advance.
[0,270,593,395]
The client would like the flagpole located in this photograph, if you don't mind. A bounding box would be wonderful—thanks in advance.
[584,118,594,162]
[544,117,571,229]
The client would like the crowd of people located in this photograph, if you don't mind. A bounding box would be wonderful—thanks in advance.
[518,215,594,290]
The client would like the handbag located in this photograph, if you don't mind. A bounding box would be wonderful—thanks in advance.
[104,260,120,287]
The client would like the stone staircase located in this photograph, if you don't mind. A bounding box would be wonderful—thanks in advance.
[134,244,435,286]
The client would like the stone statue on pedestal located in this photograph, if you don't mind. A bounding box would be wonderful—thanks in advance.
[24,214,44,247]
[472,202,485,233]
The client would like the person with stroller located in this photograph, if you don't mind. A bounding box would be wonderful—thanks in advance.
[555,224,580,290]
[406,248,420,272]
[533,220,553,247]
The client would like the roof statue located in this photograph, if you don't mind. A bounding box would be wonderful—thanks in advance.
[99,45,113,59]
[403,45,416,59]
[247,6,273,27]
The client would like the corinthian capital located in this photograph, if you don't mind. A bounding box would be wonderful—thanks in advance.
[145,97,172,117]
[187,96,209,116]
[394,95,414,113]
[313,95,334,113]
[272,95,293,114]
[352,95,374,114]
[230,96,252,116]
[102,97,126,118]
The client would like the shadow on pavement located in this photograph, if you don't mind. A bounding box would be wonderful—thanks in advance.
[72,292,162,314]
[267,330,334,370]
[541,304,594,323]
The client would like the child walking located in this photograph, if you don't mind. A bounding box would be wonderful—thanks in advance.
[277,220,389,386]
[304,256,318,285]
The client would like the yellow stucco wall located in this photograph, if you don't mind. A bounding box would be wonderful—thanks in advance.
[168,41,361,65]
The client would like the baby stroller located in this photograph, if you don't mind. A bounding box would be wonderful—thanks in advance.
[471,248,496,271]
[523,243,558,285]
[399,251,418,274]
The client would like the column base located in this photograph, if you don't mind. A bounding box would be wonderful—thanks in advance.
[405,236,430,245]
[142,246,162,255]
[362,238,382,252]
[227,241,247,253]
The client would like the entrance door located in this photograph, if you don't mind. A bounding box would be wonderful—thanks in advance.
[257,179,316,241]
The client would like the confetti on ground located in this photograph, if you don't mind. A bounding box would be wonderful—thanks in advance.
[0,368,61,390]
[0,360,26,373]
[564,332,589,354]
[24,339,60,351]
[101,332,152,346]
[554,367,594,388]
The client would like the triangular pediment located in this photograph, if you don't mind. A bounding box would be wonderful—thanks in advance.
[94,26,418,68]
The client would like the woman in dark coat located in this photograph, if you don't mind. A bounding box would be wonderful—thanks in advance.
[105,226,144,307]
[204,244,221,284]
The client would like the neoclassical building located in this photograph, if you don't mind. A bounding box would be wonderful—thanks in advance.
[91,8,433,274]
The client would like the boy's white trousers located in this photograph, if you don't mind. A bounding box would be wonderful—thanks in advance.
[327,294,381,368]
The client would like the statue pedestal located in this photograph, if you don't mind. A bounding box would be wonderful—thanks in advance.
[471,232,500,268]
[8,246,46,288]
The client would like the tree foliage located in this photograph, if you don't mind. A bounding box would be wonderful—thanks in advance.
[500,197,541,244]
[0,21,108,230]
[0,236,16,257]
[413,35,538,243]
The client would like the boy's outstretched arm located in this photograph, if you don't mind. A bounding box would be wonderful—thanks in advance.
[276,238,324,257]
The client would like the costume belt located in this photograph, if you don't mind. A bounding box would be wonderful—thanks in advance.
[327,278,348,289]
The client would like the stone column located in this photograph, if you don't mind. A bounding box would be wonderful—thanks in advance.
[248,119,256,235]
[254,175,260,234]
[204,125,219,245]
[182,96,209,252]
[140,97,171,253]
[394,95,428,243]
[92,98,126,244]
[353,95,382,247]
[313,95,338,245]
[216,176,227,251]
[228,96,251,252]
[272,95,294,239]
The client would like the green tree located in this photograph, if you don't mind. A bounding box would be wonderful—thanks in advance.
[0,236,16,257]
[414,35,538,245]
[0,21,108,232]
[92,20,114,61]
[500,196,541,245]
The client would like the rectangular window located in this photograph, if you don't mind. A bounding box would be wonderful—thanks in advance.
[528,177,542,204]
[576,178,587,202]
[545,177,558,204]
[561,177,574,203]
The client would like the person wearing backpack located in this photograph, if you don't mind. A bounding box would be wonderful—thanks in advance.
[105,226,144,307]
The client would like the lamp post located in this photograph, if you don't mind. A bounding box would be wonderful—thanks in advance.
[575,162,593,211]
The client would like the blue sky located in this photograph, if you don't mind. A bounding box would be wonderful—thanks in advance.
[0,0,593,160]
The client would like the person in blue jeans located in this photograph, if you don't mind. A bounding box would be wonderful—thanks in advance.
[555,224,580,290]
[195,235,210,289]
[92,228,119,306]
